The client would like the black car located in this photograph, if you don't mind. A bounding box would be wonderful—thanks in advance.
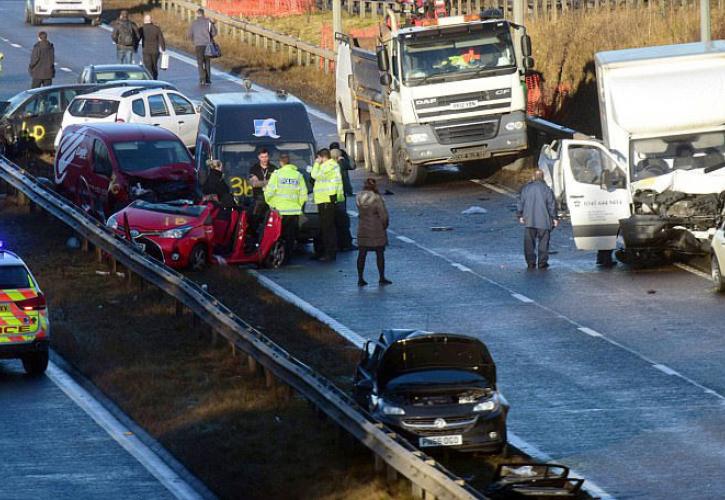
[78,64,153,84]
[0,83,97,154]
[353,330,509,453]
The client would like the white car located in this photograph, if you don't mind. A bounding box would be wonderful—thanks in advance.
[25,0,102,25]
[55,86,199,149]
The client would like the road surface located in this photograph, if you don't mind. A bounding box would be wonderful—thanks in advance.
[2,3,725,498]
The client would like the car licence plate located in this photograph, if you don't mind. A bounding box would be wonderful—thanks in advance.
[451,146,489,162]
[450,100,478,110]
[419,435,463,448]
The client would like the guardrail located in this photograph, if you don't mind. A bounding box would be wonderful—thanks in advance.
[0,155,484,500]
[160,0,336,73]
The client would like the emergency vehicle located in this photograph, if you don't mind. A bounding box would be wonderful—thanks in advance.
[0,247,50,375]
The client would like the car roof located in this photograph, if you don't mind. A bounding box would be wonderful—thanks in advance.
[203,91,303,107]
[86,64,148,71]
[0,250,28,268]
[78,85,175,100]
[20,83,98,97]
[69,122,182,141]
[378,329,486,347]
[98,80,178,92]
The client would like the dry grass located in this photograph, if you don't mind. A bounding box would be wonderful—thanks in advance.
[253,11,379,46]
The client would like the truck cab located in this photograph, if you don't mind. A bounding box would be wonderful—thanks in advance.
[336,9,533,185]
[540,41,725,262]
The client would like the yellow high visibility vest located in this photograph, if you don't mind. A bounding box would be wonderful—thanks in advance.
[311,158,344,204]
[264,164,308,216]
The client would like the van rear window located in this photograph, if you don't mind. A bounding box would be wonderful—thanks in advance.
[69,98,119,118]
[112,140,191,173]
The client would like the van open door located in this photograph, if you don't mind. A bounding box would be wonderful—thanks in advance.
[561,140,631,250]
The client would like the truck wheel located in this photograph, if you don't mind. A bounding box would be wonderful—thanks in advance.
[712,254,725,292]
[393,138,427,186]
[189,244,208,272]
[22,350,49,376]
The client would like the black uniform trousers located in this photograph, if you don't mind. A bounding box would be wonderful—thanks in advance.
[335,200,353,250]
[142,52,160,80]
[318,202,338,259]
[280,215,299,261]
[524,227,551,267]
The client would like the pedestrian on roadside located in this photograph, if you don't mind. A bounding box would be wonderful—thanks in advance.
[517,169,558,269]
[265,153,308,262]
[187,8,217,86]
[112,10,140,64]
[330,144,357,252]
[311,148,344,262]
[29,32,54,89]
[139,14,165,80]
[356,178,391,286]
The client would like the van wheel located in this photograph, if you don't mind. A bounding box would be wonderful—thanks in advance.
[189,244,208,271]
[22,350,49,376]
[712,254,725,292]
[91,17,101,26]
[393,137,427,186]
[264,240,286,269]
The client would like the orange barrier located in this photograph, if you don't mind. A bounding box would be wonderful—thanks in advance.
[206,0,315,17]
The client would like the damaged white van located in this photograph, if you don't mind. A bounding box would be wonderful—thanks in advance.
[540,41,725,265]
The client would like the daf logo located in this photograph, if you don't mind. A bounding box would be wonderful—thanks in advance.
[494,89,508,95]
[434,418,447,429]
[415,98,437,105]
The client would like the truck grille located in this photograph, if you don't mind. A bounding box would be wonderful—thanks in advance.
[434,118,499,145]
[415,88,511,119]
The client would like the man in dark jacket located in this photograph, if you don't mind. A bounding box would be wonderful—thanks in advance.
[29,32,54,88]
[187,8,217,86]
[517,169,558,269]
[112,10,140,64]
[330,143,356,251]
[139,14,166,79]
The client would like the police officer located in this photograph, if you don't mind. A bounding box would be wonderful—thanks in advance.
[265,153,308,262]
[311,148,344,262]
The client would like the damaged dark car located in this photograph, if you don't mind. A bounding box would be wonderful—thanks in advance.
[353,330,508,453]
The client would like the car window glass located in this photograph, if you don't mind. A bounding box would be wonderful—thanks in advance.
[69,98,120,118]
[93,139,113,176]
[148,94,169,117]
[0,266,33,288]
[168,93,195,115]
[132,98,146,117]
[62,90,80,109]
[37,91,62,115]
[19,97,39,117]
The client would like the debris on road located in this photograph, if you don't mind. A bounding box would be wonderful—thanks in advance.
[431,226,453,231]
[462,206,488,215]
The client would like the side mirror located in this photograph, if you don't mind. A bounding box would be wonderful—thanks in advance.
[376,45,390,72]
[524,56,535,70]
[379,73,392,87]
[522,34,532,57]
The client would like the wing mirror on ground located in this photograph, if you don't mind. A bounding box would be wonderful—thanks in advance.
[376,45,390,72]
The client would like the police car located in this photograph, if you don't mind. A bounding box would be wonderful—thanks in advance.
[0,247,49,375]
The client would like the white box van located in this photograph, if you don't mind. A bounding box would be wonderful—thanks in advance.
[25,0,102,26]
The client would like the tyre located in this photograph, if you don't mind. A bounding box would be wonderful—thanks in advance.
[22,350,49,376]
[392,137,427,186]
[263,240,286,269]
[30,12,41,25]
[189,244,208,271]
[712,254,725,292]
[91,17,101,26]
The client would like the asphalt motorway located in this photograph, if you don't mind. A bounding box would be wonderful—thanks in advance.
[3,3,725,498]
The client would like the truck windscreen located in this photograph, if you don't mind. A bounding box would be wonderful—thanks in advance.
[631,131,725,181]
[401,30,515,86]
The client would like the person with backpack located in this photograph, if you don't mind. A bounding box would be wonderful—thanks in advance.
[112,10,140,64]
[187,8,218,86]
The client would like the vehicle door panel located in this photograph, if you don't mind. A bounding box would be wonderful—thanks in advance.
[561,139,631,250]
[85,139,113,218]
[146,93,177,135]
[166,92,198,147]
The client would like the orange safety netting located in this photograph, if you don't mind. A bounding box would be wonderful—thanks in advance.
[206,0,316,17]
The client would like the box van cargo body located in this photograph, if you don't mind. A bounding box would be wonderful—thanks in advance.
[540,41,725,263]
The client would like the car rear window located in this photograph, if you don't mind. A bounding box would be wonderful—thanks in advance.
[69,98,120,118]
[0,265,32,289]
[95,71,150,83]
[112,140,191,173]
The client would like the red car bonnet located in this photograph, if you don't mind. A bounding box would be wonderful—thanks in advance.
[122,163,195,181]
[117,203,209,232]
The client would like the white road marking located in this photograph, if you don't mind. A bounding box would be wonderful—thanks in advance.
[47,362,202,500]
[511,293,534,303]
[470,179,517,199]
[578,327,603,338]
[653,364,679,377]
[10,43,22,48]
[59,67,72,73]
[451,262,473,273]
[0,37,9,42]
[395,235,416,244]
[674,262,711,280]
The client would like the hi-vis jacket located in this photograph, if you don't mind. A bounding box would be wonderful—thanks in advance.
[264,163,308,216]
[311,158,344,204]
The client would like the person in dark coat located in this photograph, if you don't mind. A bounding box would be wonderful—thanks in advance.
[139,15,166,80]
[187,8,217,86]
[29,32,54,88]
[112,10,140,64]
[356,178,391,286]
[517,169,558,269]
[330,144,356,251]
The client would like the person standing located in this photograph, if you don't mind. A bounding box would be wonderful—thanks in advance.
[139,14,165,80]
[29,32,54,89]
[517,169,558,269]
[330,143,356,252]
[311,148,344,262]
[356,178,391,286]
[265,153,308,262]
[112,10,140,64]
[187,8,217,86]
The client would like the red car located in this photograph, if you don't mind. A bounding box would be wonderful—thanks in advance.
[54,123,196,220]
[107,200,285,270]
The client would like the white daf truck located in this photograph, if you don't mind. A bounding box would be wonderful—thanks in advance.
[539,41,725,264]
[336,10,533,185]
